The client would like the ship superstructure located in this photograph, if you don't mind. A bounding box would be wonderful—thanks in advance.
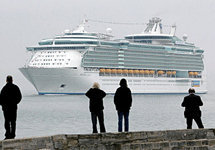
[19,18,207,94]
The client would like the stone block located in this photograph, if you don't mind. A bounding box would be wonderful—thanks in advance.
[141,143,153,149]
[146,131,164,142]
[35,136,54,149]
[187,140,202,147]
[3,137,54,150]
[193,129,207,140]
[208,139,215,146]
[67,134,79,147]
[199,147,209,150]
[52,134,68,149]
[206,129,215,139]
[160,141,170,148]
[129,143,142,150]
[127,131,147,140]
[170,141,186,147]
[101,132,130,144]
[171,147,186,150]
[202,140,209,146]
[78,133,101,145]
[120,144,130,150]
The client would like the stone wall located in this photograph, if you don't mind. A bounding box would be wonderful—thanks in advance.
[0,128,215,150]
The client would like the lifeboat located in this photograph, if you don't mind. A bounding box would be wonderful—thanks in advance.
[123,69,128,74]
[189,72,194,75]
[167,71,172,75]
[139,70,145,74]
[194,72,198,76]
[172,71,176,75]
[149,70,155,74]
[158,71,164,75]
[144,70,149,74]
[134,70,139,74]
[99,69,106,73]
[128,70,134,74]
[117,69,123,74]
[111,69,117,73]
[106,69,112,73]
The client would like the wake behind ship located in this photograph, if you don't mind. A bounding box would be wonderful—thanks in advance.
[19,18,207,95]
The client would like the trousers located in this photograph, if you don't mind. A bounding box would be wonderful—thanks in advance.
[91,110,106,133]
[117,111,129,132]
[3,109,17,139]
[186,115,204,129]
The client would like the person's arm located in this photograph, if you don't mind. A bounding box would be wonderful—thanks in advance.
[85,89,92,98]
[101,90,106,98]
[15,86,22,104]
[181,97,187,107]
[198,96,203,106]
[114,89,119,105]
[128,88,132,107]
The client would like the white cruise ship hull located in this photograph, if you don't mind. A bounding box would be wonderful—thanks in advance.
[19,67,207,95]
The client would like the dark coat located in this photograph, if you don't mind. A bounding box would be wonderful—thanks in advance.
[85,88,106,112]
[114,86,132,111]
[0,82,22,111]
[181,94,203,118]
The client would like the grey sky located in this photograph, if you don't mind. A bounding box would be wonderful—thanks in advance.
[0,0,214,94]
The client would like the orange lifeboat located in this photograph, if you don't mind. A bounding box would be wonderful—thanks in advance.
[149,70,155,74]
[194,72,198,76]
[144,70,149,74]
[111,69,117,73]
[106,69,112,73]
[167,71,172,75]
[117,69,123,74]
[134,70,139,74]
[139,70,145,74]
[99,69,106,73]
[189,72,194,76]
[128,70,134,74]
[123,69,128,74]
[158,71,164,75]
[172,71,176,75]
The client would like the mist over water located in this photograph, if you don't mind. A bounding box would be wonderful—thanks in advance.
[0,92,214,140]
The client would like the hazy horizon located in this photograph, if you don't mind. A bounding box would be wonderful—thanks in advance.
[0,0,214,95]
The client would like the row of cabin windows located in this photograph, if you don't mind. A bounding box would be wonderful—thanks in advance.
[82,64,203,71]
[87,51,202,59]
[33,59,67,62]
[36,55,66,58]
[33,47,87,50]
[32,63,69,65]
[125,36,172,39]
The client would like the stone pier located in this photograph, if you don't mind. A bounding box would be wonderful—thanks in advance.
[0,128,215,149]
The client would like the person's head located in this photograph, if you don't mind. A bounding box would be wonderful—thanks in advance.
[6,75,13,83]
[188,88,195,94]
[92,82,100,89]
[119,78,127,87]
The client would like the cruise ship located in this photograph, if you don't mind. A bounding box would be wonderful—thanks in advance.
[19,18,207,95]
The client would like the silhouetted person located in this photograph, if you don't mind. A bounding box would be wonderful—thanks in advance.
[114,78,132,132]
[85,82,106,133]
[181,88,204,129]
[0,75,22,139]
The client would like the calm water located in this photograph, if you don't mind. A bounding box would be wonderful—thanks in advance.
[0,92,214,140]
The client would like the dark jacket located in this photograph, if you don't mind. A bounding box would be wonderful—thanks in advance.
[85,88,106,112]
[0,82,22,111]
[181,94,203,118]
[114,86,132,111]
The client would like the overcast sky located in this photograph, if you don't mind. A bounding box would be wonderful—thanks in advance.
[0,0,214,94]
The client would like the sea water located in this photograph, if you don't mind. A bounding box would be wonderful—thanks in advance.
[0,92,214,140]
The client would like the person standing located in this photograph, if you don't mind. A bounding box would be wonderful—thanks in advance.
[0,75,22,139]
[85,82,106,133]
[114,78,132,132]
[181,88,204,129]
